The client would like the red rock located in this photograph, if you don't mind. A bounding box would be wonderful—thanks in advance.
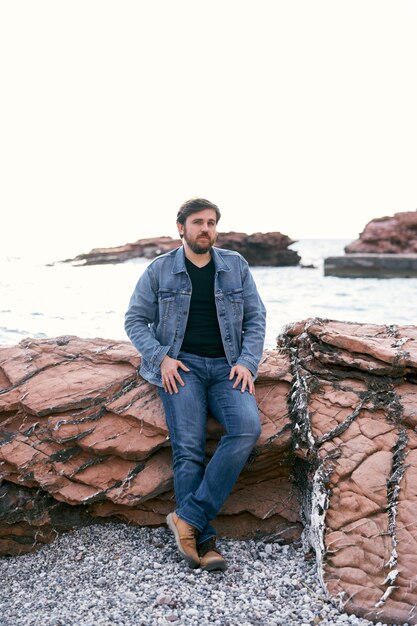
[0,338,300,555]
[281,318,417,625]
[345,210,417,253]
[5,322,417,623]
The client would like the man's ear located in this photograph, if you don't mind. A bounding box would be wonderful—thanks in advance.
[176,221,184,238]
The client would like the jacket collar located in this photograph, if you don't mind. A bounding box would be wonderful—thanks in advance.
[171,246,231,274]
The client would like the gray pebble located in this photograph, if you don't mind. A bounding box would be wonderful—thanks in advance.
[156,594,171,605]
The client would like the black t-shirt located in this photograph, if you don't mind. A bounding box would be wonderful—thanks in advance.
[181,257,225,358]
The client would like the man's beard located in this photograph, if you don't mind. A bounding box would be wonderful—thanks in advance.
[183,231,216,254]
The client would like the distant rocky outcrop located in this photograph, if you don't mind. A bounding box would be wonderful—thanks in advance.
[325,210,417,277]
[3,320,417,624]
[214,232,300,266]
[63,232,301,267]
[345,210,417,254]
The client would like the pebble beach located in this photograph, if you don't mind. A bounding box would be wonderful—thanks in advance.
[0,522,405,626]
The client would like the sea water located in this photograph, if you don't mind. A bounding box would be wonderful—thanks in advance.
[1,239,416,349]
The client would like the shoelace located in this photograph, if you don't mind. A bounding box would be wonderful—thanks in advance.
[180,523,197,540]
[198,538,219,557]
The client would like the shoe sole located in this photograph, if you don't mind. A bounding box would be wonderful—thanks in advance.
[166,513,200,569]
[201,559,227,572]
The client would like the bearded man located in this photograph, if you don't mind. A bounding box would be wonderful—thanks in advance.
[124,198,266,571]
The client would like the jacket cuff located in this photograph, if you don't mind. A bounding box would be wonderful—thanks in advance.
[236,357,258,378]
[152,345,171,369]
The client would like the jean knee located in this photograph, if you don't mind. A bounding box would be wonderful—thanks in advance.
[173,438,206,464]
[232,410,261,442]
[252,419,262,441]
[245,399,262,437]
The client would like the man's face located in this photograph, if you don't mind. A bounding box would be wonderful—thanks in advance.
[177,208,218,254]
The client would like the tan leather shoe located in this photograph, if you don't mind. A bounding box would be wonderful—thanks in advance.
[198,537,227,572]
[166,512,200,569]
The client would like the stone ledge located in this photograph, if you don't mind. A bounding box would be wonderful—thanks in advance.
[324,253,417,277]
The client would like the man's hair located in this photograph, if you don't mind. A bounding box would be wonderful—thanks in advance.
[176,198,221,226]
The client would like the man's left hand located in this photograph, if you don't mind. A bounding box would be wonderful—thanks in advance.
[229,364,255,395]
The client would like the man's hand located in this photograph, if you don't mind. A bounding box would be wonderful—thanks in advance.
[229,364,255,395]
[160,355,190,395]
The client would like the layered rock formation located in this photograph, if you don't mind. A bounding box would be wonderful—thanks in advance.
[0,337,300,557]
[63,232,300,267]
[345,210,417,254]
[3,321,417,624]
[280,318,417,625]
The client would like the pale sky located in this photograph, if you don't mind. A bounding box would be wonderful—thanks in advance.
[1,1,416,260]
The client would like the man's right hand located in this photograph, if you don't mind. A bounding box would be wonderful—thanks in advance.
[160,355,190,395]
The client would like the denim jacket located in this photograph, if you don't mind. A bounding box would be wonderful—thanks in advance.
[124,246,266,387]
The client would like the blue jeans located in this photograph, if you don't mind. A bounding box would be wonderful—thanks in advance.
[159,351,262,545]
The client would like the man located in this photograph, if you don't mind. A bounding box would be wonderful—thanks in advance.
[124,198,266,572]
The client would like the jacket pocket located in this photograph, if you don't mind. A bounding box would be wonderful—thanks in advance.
[226,288,244,321]
[158,290,176,321]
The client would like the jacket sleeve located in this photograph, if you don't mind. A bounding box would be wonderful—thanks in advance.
[235,260,266,378]
[124,267,170,369]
